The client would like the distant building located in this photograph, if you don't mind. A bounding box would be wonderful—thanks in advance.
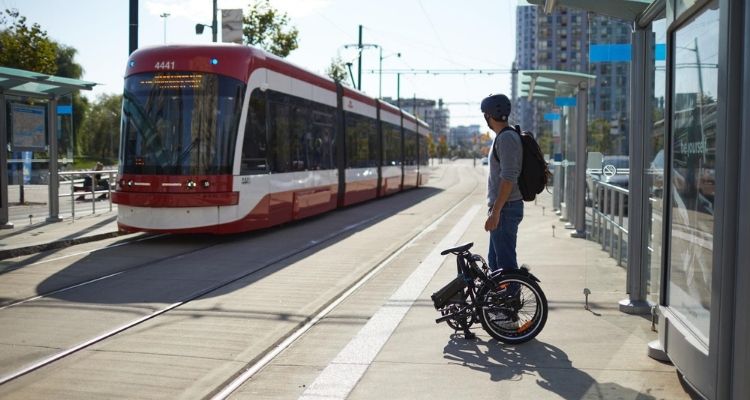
[448,125,481,148]
[382,97,450,140]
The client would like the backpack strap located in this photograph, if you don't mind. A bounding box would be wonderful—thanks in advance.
[491,126,520,163]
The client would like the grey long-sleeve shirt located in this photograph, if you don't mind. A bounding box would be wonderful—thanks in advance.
[487,127,523,207]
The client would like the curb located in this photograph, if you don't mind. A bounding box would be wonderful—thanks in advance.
[0,231,123,261]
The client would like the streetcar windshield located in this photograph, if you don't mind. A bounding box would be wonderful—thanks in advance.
[121,72,245,175]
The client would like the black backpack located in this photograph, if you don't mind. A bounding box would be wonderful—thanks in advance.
[492,125,551,202]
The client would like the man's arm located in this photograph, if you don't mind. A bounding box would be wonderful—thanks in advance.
[484,178,514,231]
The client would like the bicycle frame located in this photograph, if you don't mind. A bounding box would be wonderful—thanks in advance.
[431,242,546,342]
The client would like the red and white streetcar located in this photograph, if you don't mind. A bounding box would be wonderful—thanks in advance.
[113,44,431,234]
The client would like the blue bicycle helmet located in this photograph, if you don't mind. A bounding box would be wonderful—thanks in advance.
[481,94,511,121]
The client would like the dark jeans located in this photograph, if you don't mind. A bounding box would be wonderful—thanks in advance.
[488,200,524,271]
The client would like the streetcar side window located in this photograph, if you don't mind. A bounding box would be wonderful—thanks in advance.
[345,112,377,168]
[405,129,417,166]
[419,132,430,166]
[382,122,402,166]
[290,97,311,172]
[262,90,338,173]
[268,92,291,173]
[240,89,268,175]
[311,103,336,170]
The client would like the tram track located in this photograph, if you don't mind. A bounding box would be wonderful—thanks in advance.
[0,211,386,386]
[209,178,479,400]
[0,163,482,397]
[0,234,225,310]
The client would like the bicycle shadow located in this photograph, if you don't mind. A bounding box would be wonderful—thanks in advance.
[442,336,657,400]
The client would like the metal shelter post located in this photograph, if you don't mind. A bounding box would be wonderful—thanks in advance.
[553,109,564,213]
[47,98,61,222]
[0,92,12,229]
[573,81,589,237]
[620,26,652,315]
[563,99,576,225]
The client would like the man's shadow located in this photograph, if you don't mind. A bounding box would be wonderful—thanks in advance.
[443,336,658,400]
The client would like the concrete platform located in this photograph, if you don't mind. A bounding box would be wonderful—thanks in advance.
[0,162,692,399]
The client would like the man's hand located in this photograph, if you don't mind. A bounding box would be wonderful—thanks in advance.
[485,210,500,231]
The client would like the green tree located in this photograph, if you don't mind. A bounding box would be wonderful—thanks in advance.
[0,9,58,74]
[437,135,449,162]
[326,56,349,85]
[54,44,90,157]
[588,118,615,154]
[426,134,435,160]
[243,0,299,57]
[78,94,122,163]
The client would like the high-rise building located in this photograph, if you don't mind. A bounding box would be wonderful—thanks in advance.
[514,5,632,154]
[513,5,538,132]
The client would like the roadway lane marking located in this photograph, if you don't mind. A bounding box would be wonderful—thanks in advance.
[298,205,480,400]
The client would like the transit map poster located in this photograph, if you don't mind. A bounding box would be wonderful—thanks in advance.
[11,103,46,151]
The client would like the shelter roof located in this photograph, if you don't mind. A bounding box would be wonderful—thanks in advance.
[0,67,96,98]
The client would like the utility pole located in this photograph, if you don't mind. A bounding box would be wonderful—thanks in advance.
[212,0,218,42]
[397,73,401,109]
[362,25,368,90]
[129,0,138,54]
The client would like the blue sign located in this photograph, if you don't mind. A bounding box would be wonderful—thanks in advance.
[655,43,666,61]
[57,105,73,115]
[590,44,631,62]
[555,97,577,107]
[544,113,561,121]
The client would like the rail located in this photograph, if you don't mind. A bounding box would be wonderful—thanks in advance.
[589,179,629,267]
[58,170,117,218]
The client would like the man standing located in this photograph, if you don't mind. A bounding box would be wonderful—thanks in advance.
[482,94,523,271]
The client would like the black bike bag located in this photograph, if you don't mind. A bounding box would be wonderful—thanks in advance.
[431,276,467,309]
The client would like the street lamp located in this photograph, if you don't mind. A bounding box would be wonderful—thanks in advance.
[195,0,218,42]
[379,48,401,99]
[160,13,170,44]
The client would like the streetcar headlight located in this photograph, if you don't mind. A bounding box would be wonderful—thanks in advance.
[127,180,134,187]
[186,179,197,189]
[202,180,210,188]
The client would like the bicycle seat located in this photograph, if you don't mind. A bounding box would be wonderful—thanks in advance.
[440,242,474,256]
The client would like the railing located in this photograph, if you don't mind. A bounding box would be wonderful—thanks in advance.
[58,170,117,218]
[590,179,629,267]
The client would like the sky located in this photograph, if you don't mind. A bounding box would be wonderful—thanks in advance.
[2,0,525,128]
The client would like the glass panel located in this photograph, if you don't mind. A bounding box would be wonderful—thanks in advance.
[121,72,244,175]
[345,113,376,168]
[405,129,417,166]
[240,89,268,175]
[310,104,336,170]
[668,3,719,343]
[645,17,667,304]
[268,95,291,173]
[382,123,402,166]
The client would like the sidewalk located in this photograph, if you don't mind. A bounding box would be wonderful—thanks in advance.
[1,185,122,260]
[393,194,689,399]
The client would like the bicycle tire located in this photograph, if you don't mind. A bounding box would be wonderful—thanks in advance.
[477,273,548,344]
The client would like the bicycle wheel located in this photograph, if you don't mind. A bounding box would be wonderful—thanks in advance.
[477,273,548,344]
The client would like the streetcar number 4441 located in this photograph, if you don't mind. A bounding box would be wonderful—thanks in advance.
[154,61,175,70]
